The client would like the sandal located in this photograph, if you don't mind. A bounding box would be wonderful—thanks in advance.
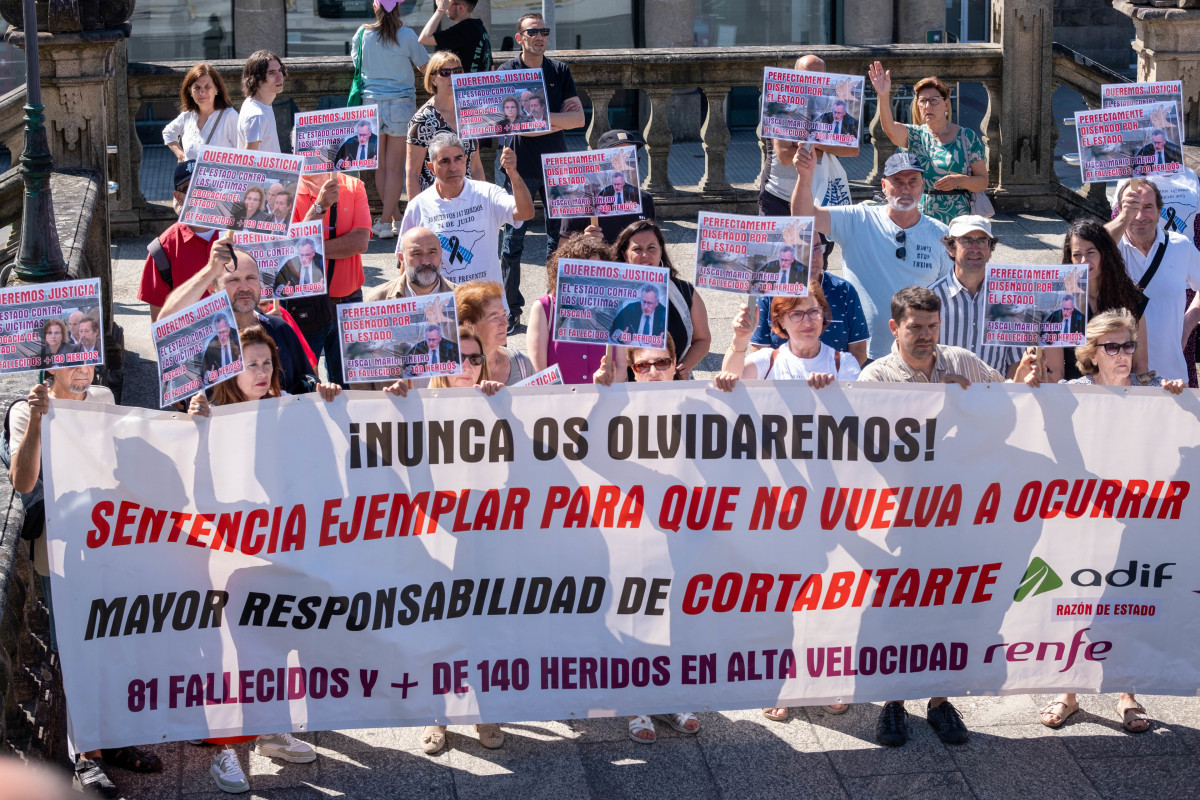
[421,724,447,754]
[628,715,656,744]
[1119,701,1151,733]
[762,707,789,722]
[102,745,163,773]
[825,704,849,715]
[475,723,504,749]
[654,712,700,734]
[75,757,118,798]
[1039,699,1079,728]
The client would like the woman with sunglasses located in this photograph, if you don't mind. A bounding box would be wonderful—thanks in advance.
[352,0,430,239]
[456,280,534,384]
[1024,308,1182,733]
[528,233,615,383]
[407,51,485,205]
[867,63,988,224]
[612,220,711,380]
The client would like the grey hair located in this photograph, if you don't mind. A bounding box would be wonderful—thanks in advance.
[427,132,465,164]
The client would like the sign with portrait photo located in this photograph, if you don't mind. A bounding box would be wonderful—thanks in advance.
[179,147,303,236]
[542,146,642,219]
[760,67,864,147]
[452,69,551,141]
[1075,102,1183,183]
[233,220,327,300]
[695,212,814,298]
[552,259,671,349]
[153,291,243,407]
[0,278,104,375]
[338,292,461,384]
[984,264,1089,348]
[295,105,380,173]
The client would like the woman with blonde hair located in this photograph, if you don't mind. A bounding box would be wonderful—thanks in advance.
[407,50,485,201]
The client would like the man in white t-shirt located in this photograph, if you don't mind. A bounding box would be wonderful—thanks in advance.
[238,50,286,152]
[400,132,533,293]
[1106,179,1200,381]
[793,149,952,360]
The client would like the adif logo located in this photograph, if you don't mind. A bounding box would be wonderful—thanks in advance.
[1014,557,1063,601]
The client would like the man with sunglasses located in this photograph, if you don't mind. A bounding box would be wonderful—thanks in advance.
[793,149,952,362]
[497,12,586,335]
[418,0,491,74]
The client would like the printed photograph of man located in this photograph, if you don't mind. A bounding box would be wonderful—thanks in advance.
[335,120,378,169]
[201,313,241,385]
[1041,294,1085,344]
[273,237,325,296]
[609,283,666,344]
[750,244,808,293]
[75,315,101,355]
[525,93,547,125]
[815,99,859,139]
[1135,128,1181,170]
[67,310,85,345]
[266,186,293,226]
[596,170,637,207]
[407,323,459,371]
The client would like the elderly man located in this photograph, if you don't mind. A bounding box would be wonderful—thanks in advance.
[815,99,858,139]
[1135,128,1181,170]
[67,310,85,344]
[753,244,806,291]
[1042,294,1085,343]
[368,226,457,301]
[273,237,325,296]
[929,215,1021,376]
[75,316,101,355]
[609,284,666,344]
[335,120,377,169]
[201,313,241,384]
[160,234,316,394]
[794,149,952,360]
[406,323,459,370]
[401,132,533,293]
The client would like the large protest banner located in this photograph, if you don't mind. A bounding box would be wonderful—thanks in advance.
[153,291,243,407]
[1075,103,1182,183]
[295,106,380,173]
[338,292,460,384]
[695,213,814,297]
[452,69,551,140]
[760,67,864,147]
[542,147,641,218]
[0,279,103,374]
[234,221,327,299]
[180,147,303,235]
[984,264,1089,348]
[552,259,671,348]
[44,382,1200,750]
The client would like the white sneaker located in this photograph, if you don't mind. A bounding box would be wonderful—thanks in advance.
[210,748,249,794]
[373,220,396,239]
[254,732,317,763]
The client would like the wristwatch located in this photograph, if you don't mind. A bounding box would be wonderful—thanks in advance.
[311,202,324,215]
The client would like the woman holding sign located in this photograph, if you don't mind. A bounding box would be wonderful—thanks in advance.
[406,51,484,206]
[528,234,615,384]
[867,63,988,224]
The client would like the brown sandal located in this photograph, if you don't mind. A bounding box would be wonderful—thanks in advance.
[1120,702,1151,733]
[1039,699,1079,728]
[762,707,788,722]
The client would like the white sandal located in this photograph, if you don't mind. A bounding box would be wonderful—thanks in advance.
[628,715,656,744]
[654,712,700,734]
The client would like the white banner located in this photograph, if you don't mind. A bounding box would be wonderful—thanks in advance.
[43,383,1200,750]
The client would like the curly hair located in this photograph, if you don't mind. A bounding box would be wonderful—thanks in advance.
[1061,219,1144,320]
[546,234,613,294]
[1074,308,1137,376]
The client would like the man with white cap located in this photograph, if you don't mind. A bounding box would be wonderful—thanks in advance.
[929,214,1021,377]
[793,149,952,360]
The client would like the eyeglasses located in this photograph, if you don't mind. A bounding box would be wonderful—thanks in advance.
[956,236,992,249]
[894,229,906,260]
[437,67,464,77]
[784,308,824,324]
[916,96,944,106]
[463,353,485,366]
[632,357,673,374]
[1099,340,1137,356]
[521,27,551,37]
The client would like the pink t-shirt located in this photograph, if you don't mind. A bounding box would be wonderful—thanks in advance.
[537,294,605,385]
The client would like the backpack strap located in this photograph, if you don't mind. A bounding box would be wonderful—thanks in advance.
[147,236,172,288]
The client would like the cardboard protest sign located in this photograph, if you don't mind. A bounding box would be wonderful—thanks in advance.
[552,259,671,349]
[233,220,327,299]
[338,292,461,384]
[179,146,303,235]
[513,364,563,387]
[1075,103,1183,183]
[295,105,380,173]
[695,212,814,297]
[452,69,551,140]
[0,279,103,375]
[153,291,243,407]
[761,67,864,147]
[984,264,1088,348]
[542,147,642,218]
[1102,81,1183,112]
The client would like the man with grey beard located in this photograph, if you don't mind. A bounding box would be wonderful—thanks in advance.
[367,227,457,302]
[792,150,952,361]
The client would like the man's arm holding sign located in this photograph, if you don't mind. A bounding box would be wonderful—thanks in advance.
[305,177,370,260]
[789,147,831,236]
[9,381,47,494]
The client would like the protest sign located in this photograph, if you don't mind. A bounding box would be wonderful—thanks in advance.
[984,264,1089,348]
[552,259,671,348]
[44,382,1200,750]
[513,364,563,387]
[452,69,551,140]
[1102,80,1183,112]
[1075,103,1182,183]
[0,279,103,375]
[542,147,641,218]
[695,212,814,297]
[295,105,380,173]
[338,292,460,384]
[761,67,864,147]
[233,221,327,300]
[152,291,243,407]
[179,146,303,235]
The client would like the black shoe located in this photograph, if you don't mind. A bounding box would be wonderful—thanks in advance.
[926,700,969,744]
[875,701,909,747]
[506,314,521,335]
[76,757,119,798]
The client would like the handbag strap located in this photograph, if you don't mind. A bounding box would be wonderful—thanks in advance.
[326,199,339,294]
[203,108,226,145]
[1137,236,1168,292]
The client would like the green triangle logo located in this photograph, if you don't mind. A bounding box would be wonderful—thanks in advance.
[1014,557,1063,601]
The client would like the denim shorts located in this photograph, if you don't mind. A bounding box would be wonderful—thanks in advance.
[373,97,417,137]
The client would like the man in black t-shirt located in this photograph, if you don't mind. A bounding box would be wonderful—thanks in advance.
[418,0,491,74]
[496,12,585,333]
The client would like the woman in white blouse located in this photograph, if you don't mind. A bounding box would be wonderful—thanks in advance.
[162,63,239,162]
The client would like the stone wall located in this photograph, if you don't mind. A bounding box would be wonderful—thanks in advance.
[1053,0,1135,75]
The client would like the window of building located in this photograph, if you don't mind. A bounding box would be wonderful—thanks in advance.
[694,0,832,47]
[128,0,234,61]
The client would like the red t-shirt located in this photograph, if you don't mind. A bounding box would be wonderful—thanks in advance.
[292,173,371,298]
[137,223,218,309]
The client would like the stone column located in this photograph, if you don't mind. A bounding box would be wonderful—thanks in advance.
[895,0,945,43]
[234,0,287,57]
[1115,1,1200,142]
[844,0,893,45]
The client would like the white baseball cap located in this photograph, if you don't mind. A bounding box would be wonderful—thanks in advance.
[947,215,993,238]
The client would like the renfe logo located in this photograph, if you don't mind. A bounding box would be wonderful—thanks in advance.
[1014,557,1062,601]
[1015,558,1174,601]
